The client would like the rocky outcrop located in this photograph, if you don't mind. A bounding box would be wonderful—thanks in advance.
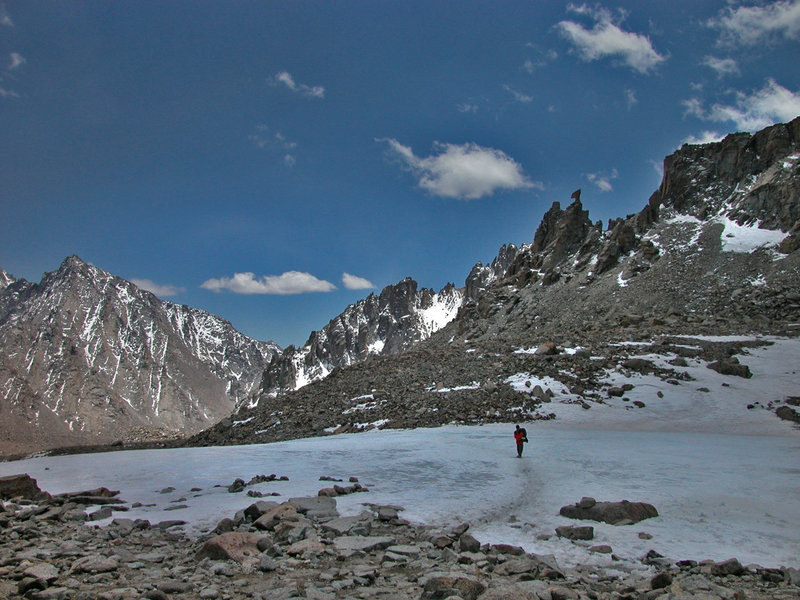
[650,116,800,230]
[257,278,463,398]
[0,256,280,456]
[1,479,797,600]
[559,497,659,525]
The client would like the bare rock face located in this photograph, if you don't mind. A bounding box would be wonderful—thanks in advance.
[0,474,48,500]
[650,116,800,230]
[195,532,265,563]
[559,498,659,525]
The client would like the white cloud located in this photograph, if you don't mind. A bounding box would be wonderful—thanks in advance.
[130,278,185,298]
[283,154,296,167]
[269,70,325,99]
[8,52,24,70]
[710,0,800,46]
[557,4,666,74]
[342,273,375,290]
[684,79,800,131]
[201,271,336,295]
[503,84,534,103]
[379,138,541,200]
[681,130,725,146]
[0,85,18,98]
[701,55,740,78]
[586,168,618,192]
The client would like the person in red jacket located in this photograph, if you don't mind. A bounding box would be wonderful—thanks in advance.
[514,424,528,457]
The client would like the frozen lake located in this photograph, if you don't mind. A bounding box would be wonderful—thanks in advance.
[3,423,799,571]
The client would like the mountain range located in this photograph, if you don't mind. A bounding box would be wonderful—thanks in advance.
[2,116,799,456]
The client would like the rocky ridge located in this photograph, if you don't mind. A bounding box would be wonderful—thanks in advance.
[257,279,463,400]
[1,475,798,600]
[0,257,280,456]
[191,118,800,448]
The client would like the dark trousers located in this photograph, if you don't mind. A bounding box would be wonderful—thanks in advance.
[516,442,524,457]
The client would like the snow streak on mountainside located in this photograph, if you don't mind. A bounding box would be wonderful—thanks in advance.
[257,279,463,400]
[0,257,279,456]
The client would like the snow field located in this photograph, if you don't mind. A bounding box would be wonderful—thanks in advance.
[1,337,798,572]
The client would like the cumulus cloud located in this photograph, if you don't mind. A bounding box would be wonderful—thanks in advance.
[342,273,375,290]
[681,131,725,146]
[201,271,336,295]
[683,79,800,131]
[701,56,740,78]
[130,278,185,298]
[269,70,325,99]
[379,139,540,200]
[586,168,618,192]
[557,4,666,74]
[710,0,800,46]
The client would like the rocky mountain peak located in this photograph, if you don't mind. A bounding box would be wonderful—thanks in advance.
[651,116,800,231]
[257,277,464,399]
[0,268,15,291]
[0,258,280,456]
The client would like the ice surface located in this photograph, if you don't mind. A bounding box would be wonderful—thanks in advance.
[1,337,798,571]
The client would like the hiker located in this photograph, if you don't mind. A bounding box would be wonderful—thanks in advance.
[514,424,528,457]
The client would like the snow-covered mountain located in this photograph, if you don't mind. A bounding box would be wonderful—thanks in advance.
[193,117,800,447]
[0,256,280,455]
[257,278,463,400]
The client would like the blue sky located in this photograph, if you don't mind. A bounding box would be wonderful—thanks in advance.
[2,1,799,347]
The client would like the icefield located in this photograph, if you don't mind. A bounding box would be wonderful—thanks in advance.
[2,336,799,572]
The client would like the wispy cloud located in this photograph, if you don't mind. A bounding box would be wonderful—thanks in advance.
[0,4,12,27]
[683,78,800,131]
[503,84,534,103]
[201,271,336,295]
[269,70,325,99]
[624,88,637,110]
[8,52,24,70]
[0,85,19,98]
[342,273,375,290]
[523,48,558,73]
[557,4,666,74]
[130,278,185,298]
[710,0,800,46]
[701,55,740,78]
[457,103,479,114]
[248,124,298,166]
[586,168,618,192]
[379,138,541,200]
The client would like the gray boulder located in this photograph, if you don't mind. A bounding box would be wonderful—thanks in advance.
[559,499,658,525]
